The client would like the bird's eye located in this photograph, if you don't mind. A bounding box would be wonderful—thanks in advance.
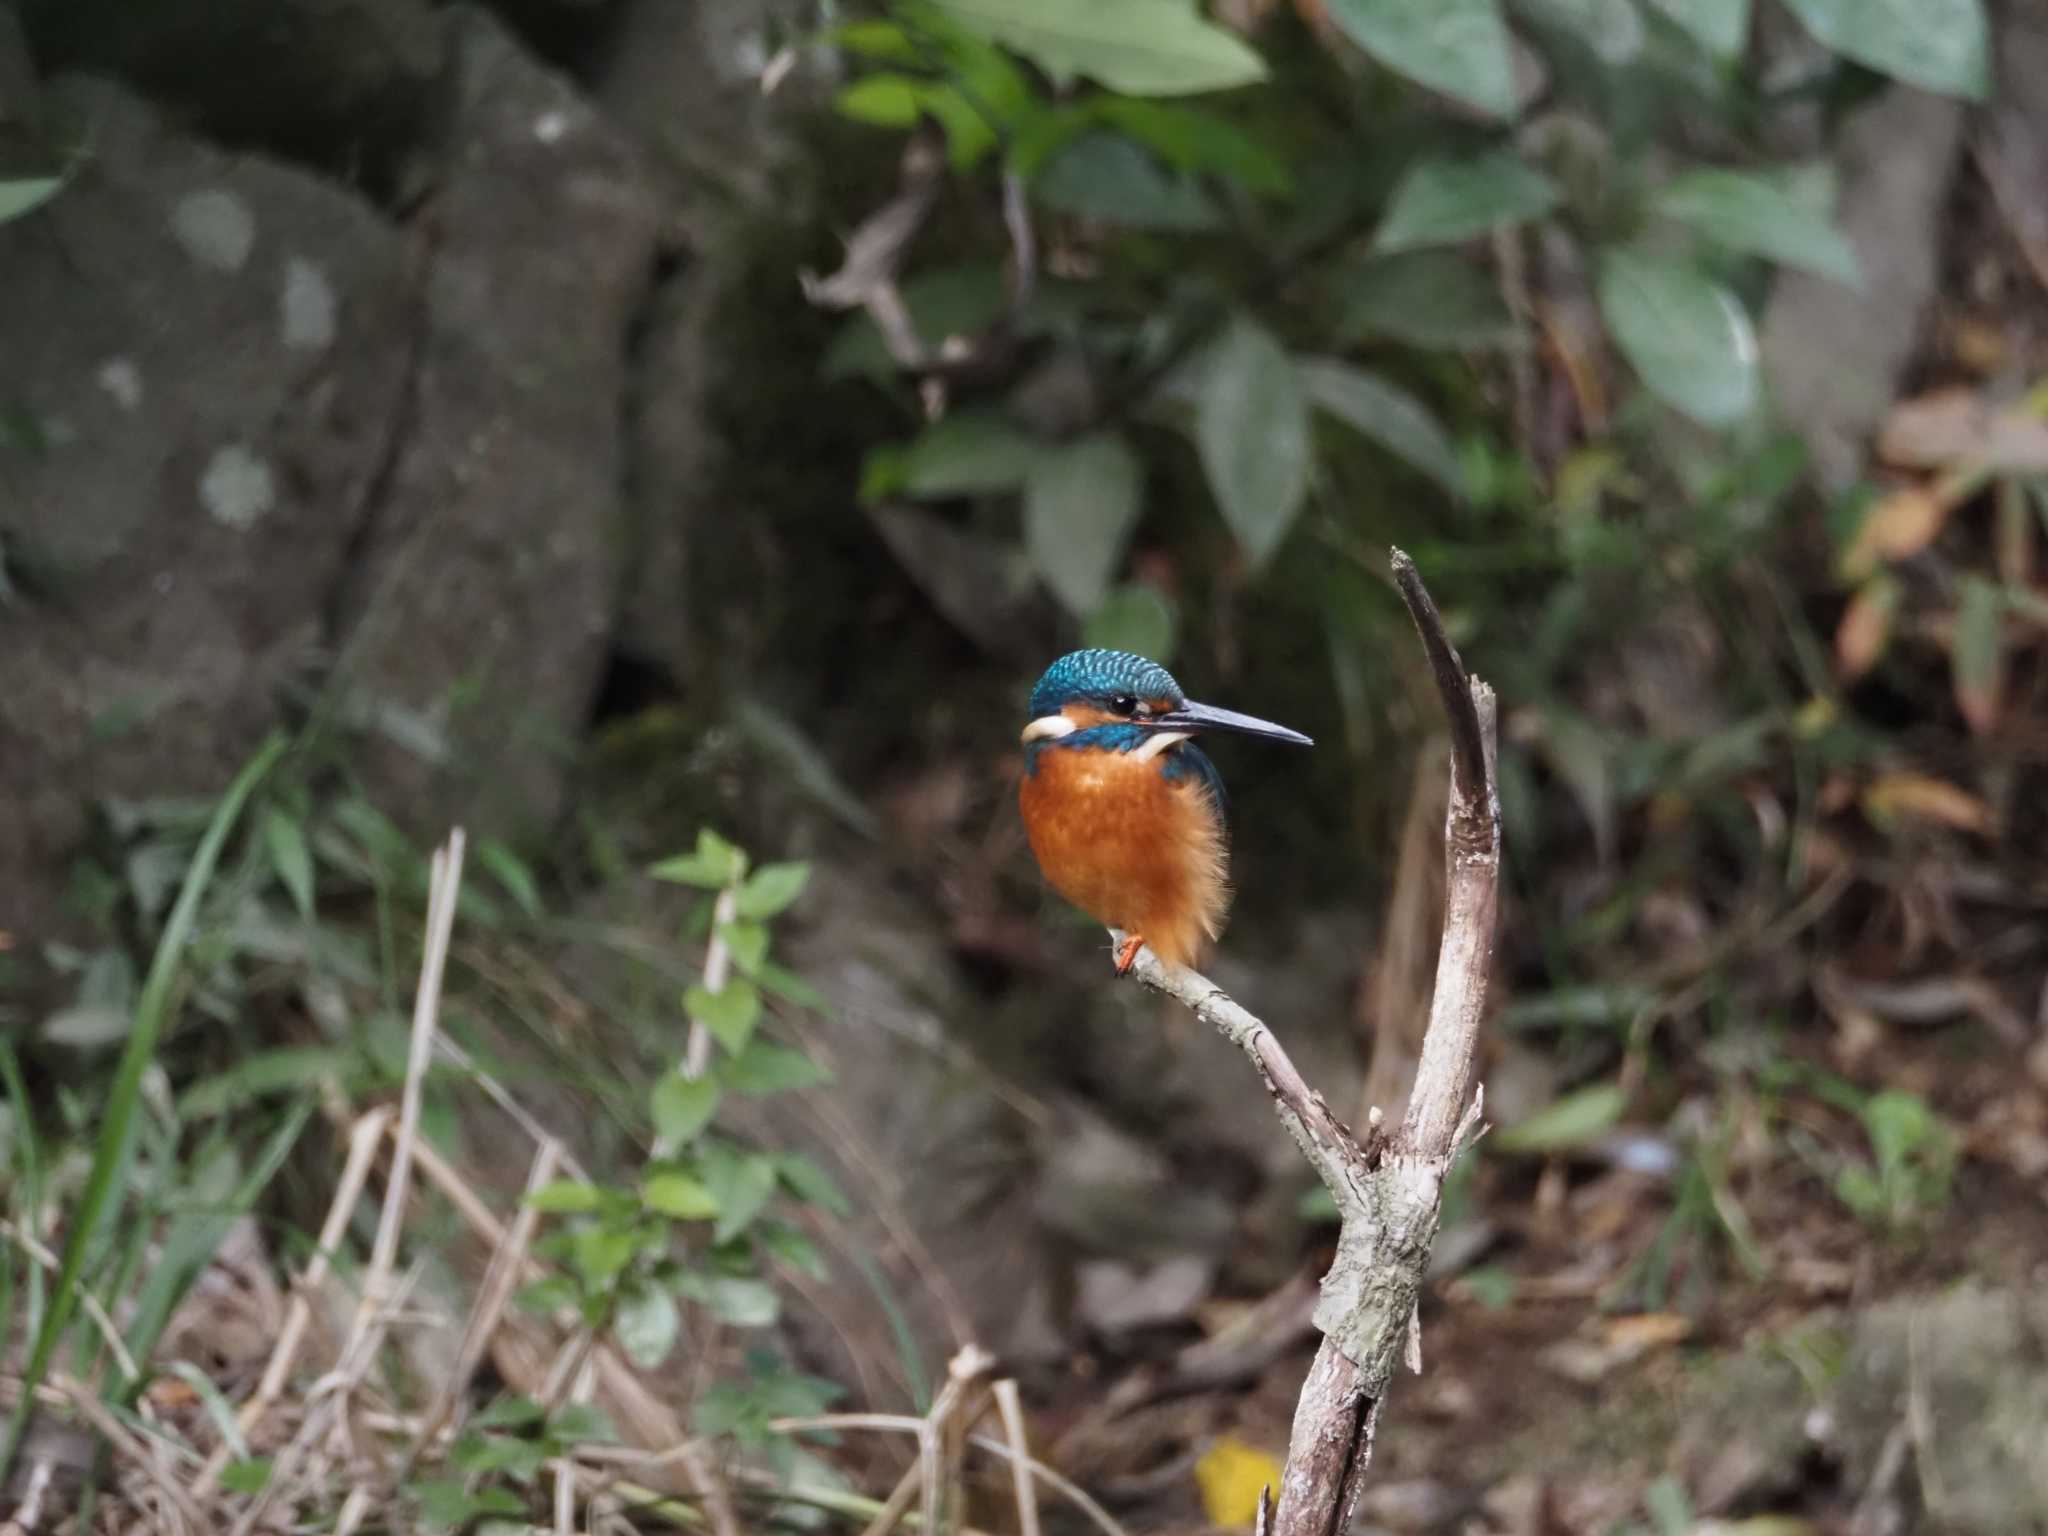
[1109,693,1138,717]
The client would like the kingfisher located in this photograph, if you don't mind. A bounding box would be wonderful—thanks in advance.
[1018,649,1313,974]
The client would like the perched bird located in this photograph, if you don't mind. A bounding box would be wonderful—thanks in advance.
[1018,648,1313,972]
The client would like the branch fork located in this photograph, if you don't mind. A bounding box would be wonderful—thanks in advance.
[1114,549,1502,1536]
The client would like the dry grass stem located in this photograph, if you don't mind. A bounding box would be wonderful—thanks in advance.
[992,1378,1042,1536]
[191,1104,394,1500]
[774,1411,1129,1536]
[0,1223,143,1386]
[403,1136,562,1475]
[682,887,739,1083]
[57,1376,209,1532]
[226,1261,425,1536]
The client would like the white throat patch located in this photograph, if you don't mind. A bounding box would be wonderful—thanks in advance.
[1020,714,1077,744]
[1131,730,1192,763]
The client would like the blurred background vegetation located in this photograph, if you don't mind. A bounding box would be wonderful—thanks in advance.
[2,0,2046,1531]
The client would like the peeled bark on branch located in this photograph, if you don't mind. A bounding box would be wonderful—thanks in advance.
[1114,547,1501,1536]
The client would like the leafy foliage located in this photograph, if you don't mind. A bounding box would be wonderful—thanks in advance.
[813,0,1932,659]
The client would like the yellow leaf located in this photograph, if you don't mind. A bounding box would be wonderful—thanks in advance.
[1861,772,1993,836]
[1834,574,1897,681]
[1839,486,1949,580]
[1195,1435,1281,1529]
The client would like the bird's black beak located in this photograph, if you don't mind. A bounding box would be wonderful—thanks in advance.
[1145,700,1313,747]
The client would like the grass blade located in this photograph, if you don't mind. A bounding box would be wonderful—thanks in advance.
[0,733,287,1481]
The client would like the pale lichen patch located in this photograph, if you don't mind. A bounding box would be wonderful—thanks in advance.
[281,257,337,351]
[96,357,144,411]
[171,188,256,272]
[200,444,276,530]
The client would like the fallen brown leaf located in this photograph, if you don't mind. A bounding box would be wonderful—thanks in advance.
[1878,385,2048,471]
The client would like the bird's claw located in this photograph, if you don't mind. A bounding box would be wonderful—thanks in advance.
[1113,934,1145,975]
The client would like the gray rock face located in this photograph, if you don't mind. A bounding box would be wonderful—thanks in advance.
[1761,87,1965,495]
[0,75,411,949]
[1,7,666,959]
[331,6,664,840]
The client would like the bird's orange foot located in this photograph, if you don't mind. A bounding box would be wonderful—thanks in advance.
[1113,934,1145,975]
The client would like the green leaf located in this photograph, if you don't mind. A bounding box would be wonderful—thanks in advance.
[1952,575,2005,733]
[759,962,830,1013]
[756,1221,830,1280]
[644,1169,721,1220]
[1025,432,1145,615]
[723,1041,833,1096]
[679,1272,781,1327]
[1596,250,1758,427]
[1653,169,1859,284]
[1778,0,1988,100]
[181,1046,349,1118]
[615,1282,681,1369]
[685,979,762,1054]
[476,839,543,919]
[835,74,925,127]
[262,809,314,920]
[220,1458,272,1496]
[899,411,1037,499]
[1297,358,1465,498]
[829,20,922,63]
[1083,584,1178,662]
[0,178,62,224]
[571,1224,639,1286]
[528,1179,609,1214]
[1339,252,1517,350]
[650,829,746,889]
[704,1148,781,1243]
[1493,1082,1627,1153]
[1520,0,1645,62]
[1642,0,1748,57]
[41,1004,132,1050]
[548,1403,618,1444]
[473,1395,546,1431]
[1093,99,1290,195]
[718,920,770,976]
[1373,151,1560,253]
[778,1153,853,1217]
[651,1070,722,1144]
[417,1479,524,1527]
[1033,132,1221,230]
[736,862,811,919]
[928,0,1267,96]
[1325,0,1516,117]
[1194,314,1311,568]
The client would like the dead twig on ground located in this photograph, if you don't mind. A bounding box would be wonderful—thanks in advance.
[1112,549,1501,1536]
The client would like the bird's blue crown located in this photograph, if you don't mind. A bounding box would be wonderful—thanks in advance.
[1027,649,1183,719]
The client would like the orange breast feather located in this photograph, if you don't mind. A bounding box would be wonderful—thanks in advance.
[1019,743,1229,967]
